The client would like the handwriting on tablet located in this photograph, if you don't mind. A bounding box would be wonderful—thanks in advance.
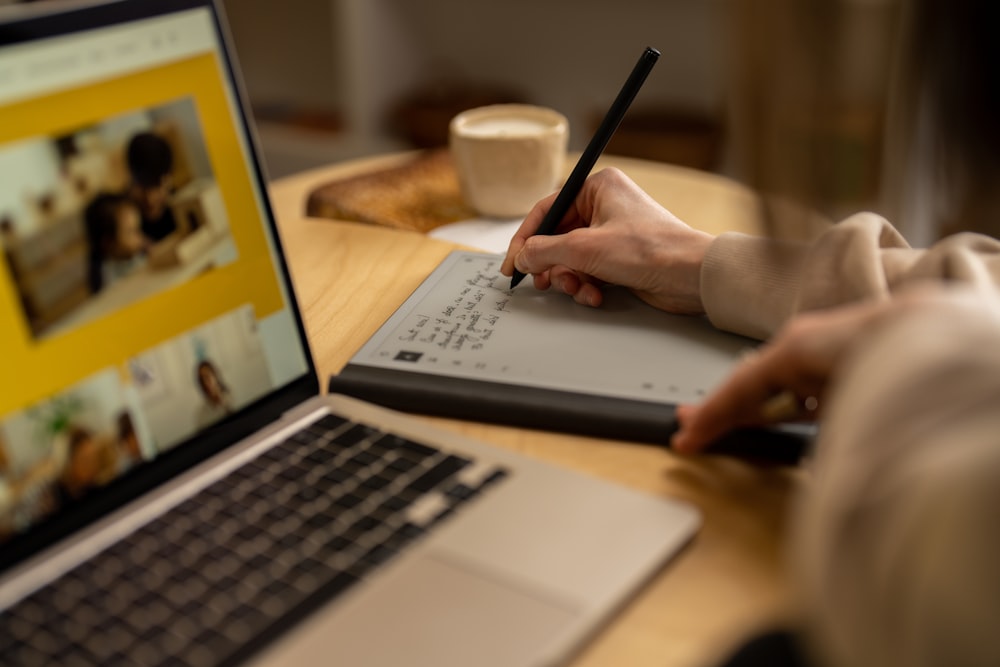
[360,250,754,402]
[396,257,510,354]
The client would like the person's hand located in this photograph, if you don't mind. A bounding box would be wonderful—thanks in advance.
[671,287,986,454]
[671,298,901,454]
[500,168,714,314]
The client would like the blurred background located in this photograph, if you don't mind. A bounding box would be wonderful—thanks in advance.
[3,0,902,229]
[215,0,895,203]
[220,0,732,177]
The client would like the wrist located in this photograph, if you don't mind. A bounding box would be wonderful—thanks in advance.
[643,227,712,315]
[687,231,713,314]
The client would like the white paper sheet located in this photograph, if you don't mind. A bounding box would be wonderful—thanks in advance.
[427,218,523,254]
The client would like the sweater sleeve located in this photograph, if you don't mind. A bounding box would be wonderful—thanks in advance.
[699,211,1000,339]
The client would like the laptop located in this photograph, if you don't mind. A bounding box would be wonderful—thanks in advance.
[0,1,700,665]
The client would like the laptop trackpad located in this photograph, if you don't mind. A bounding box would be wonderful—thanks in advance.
[264,553,579,667]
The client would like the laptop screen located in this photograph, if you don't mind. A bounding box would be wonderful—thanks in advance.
[0,0,312,553]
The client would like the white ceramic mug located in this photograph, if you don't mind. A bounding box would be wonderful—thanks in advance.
[449,104,568,218]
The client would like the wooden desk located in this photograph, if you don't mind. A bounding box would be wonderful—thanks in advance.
[268,154,802,667]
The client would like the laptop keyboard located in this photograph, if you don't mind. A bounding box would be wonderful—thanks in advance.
[0,413,508,667]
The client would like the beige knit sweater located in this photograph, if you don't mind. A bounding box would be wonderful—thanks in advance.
[701,213,1000,667]
[701,211,1000,340]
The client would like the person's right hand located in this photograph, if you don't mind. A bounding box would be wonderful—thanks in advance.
[500,168,714,314]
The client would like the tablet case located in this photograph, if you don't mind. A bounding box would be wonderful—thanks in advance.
[328,251,812,464]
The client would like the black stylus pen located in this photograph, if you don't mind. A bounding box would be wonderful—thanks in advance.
[510,46,660,289]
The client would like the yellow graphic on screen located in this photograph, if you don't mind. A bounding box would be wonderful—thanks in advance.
[0,54,285,417]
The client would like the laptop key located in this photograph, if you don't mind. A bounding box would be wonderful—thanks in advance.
[406,455,472,493]
[350,512,384,531]
[390,437,439,461]
[345,448,379,467]
[318,466,351,486]
[405,493,450,527]
[444,482,478,501]
[304,446,340,467]
[482,468,510,487]
[378,493,413,513]
[186,630,234,667]
[309,413,349,434]
[358,471,393,492]
[386,522,425,548]
[292,483,322,503]
[384,453,421,474]
[359,543,398,568]
[334,424,380,448]
[11,643,51,665]
[332,490,365,510]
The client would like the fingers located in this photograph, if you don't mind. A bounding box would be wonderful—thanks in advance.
[511,231,587,278]
[500,168,692,312]
[501,191,559,277]
[672,345,801,454]
[671,300,893,455]
[527,266,604,307]
[500,169,624,277]
[544,267,604,307]
[573,282,604,307]
[545,267,580,296]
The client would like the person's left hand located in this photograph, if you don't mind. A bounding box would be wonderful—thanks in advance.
[672,286,1000,454]
[671,297,898,454]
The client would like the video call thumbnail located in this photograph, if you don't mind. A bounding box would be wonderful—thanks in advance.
[0,96,237,340]
[0,368,150,542]
[0,305,273,544]
[128,304,273,450]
